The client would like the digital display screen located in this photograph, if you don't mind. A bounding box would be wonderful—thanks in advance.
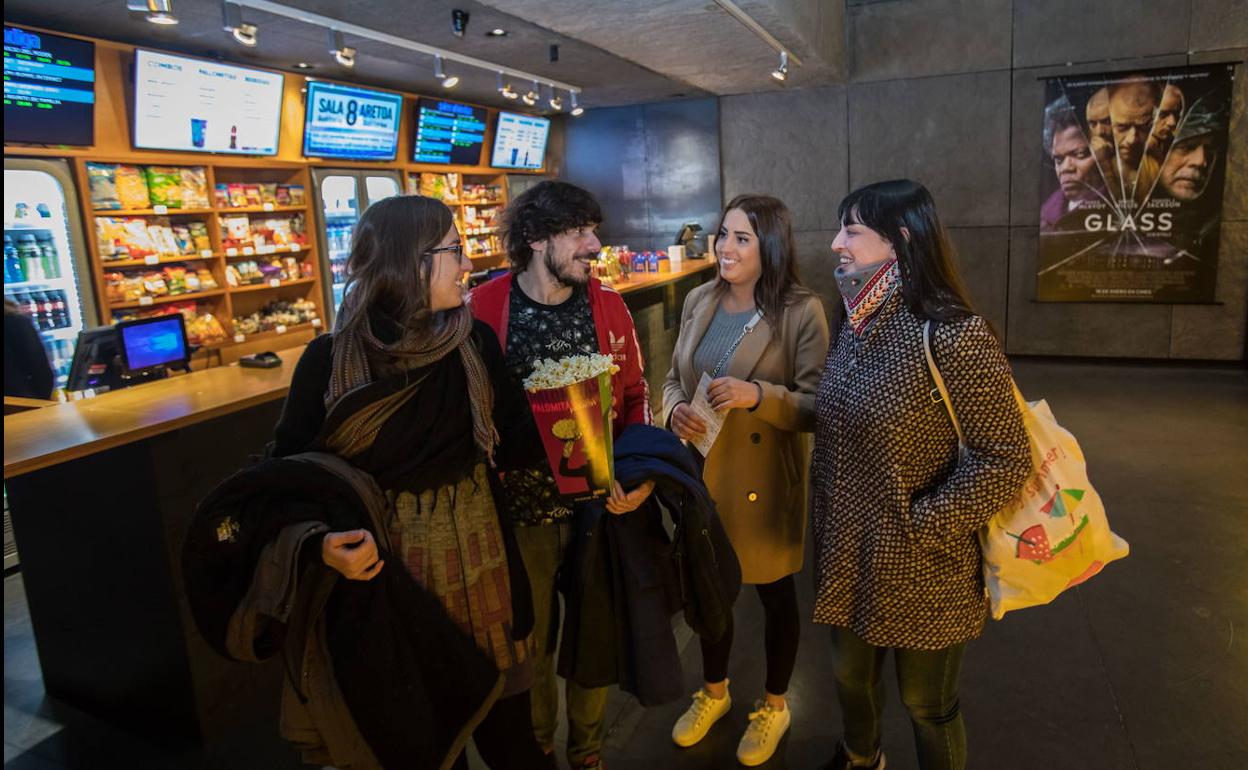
[3,25,95,146]
[133,49,283,155]
[413,98,487,165]
[303,80,403,161]
[491,111,550,170]
[119,315,187,372]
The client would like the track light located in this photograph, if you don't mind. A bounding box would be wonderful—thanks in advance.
[222,3,257,47]
[549,89,563,111]
[570,92,584,117]
[497,72,518,100]
[522,80,539,107]
[434,56,459,89]
[328,30,356,68]
[132,0,178,25]
[771,50,788,82]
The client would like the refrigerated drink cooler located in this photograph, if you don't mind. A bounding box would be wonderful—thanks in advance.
[4,158,97,396]
[310,168,401,326]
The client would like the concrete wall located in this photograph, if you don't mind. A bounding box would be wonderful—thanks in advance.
[721,0,1248,360]
[563,98,723,253]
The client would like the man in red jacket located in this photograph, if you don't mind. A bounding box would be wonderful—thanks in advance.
[470,181,652,770]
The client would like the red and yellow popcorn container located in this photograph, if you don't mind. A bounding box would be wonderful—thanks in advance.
[525,369,615,501]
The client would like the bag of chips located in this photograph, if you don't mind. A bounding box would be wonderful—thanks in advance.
[86,163,122,210]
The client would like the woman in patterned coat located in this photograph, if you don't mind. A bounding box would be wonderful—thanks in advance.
[811,180,1031,770]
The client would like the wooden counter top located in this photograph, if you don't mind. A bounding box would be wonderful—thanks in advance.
[613,258,717,295]
[3,344,309,479]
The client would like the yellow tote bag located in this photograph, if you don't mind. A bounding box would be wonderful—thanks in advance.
[923,322,1129,619]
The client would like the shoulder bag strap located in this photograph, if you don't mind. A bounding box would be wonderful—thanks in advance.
[922,320,967,450]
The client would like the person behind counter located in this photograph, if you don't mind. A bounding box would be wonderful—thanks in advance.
[662,194,830,766]
[811,180,1030,770]
[270,195,553,770]
[4,299,54,399]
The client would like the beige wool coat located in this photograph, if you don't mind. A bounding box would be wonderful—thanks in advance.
[662,281,830,584]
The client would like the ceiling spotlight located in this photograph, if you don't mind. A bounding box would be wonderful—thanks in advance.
[570,92,584,117]
[293,62,314,70]
[328,30,356,68]
[486,28,508,37]
[452,9,470,38]
[132,0,178,25]
[221,3,257,46]
[549,89,563,111]
[497,72,518,100]
[771,50,789,82]
[434,56,459,89]
[522,80,539,107]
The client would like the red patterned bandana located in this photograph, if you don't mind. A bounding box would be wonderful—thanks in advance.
[836,258,901,336]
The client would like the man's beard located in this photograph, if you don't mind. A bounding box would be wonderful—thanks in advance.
[545,249,590,288]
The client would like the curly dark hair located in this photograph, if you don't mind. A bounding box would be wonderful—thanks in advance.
[500,180,603,272]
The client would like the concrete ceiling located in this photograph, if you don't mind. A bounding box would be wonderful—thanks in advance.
[475,0,846,93]
[3,1,845,111]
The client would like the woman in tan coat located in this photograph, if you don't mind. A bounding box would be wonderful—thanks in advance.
[662,194,829,767]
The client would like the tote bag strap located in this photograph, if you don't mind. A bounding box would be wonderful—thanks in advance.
[922,320,967,450]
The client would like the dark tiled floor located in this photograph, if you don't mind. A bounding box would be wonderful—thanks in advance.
[5,360,1247,769]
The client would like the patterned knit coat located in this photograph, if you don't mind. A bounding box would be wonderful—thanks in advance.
[811,293,1030,650]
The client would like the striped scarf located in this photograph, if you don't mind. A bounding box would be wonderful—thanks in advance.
[836,258,901,336]
[326,303,499,464]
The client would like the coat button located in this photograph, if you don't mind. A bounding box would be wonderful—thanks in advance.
[750,432,761,444]
[747,491,758,502]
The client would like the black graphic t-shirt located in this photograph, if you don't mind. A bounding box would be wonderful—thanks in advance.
[501,280,598,525]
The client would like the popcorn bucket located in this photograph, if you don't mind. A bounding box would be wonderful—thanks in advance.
[525,370,615,501]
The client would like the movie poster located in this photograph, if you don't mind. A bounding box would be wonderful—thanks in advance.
[1037,64,1234,302]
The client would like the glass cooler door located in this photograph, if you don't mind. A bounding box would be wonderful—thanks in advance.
[3,158,97,396]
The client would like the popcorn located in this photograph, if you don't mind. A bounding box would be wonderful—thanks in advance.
[524,354,619,391]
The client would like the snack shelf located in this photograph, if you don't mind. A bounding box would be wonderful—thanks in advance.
[223,244,311,258]
[92,208,215,217]
[109,288,227,310]
[217,205,310,214]
[470,251,504,260]
[102,254,221,268]
[230,321,321,343]
[229,278,317,294]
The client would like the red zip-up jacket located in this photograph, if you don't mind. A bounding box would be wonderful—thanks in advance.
[469,273,652,434]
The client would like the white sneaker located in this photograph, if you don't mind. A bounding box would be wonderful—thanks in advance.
[671,686,732,747]
[735,700,791,767]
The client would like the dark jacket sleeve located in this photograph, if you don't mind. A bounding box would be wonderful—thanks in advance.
[474,320,542,473]
[4,311,54,399]
[271,333,334,457]
[908,316,1031,545]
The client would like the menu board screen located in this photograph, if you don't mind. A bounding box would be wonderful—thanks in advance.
[303,80,403,161]
[3,25,95,146]
[491,111,550,170]
[414,98,487,165]
[133,49,283,155]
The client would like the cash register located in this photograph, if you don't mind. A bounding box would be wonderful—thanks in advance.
[674,222,708,258]
[66,313,191,393]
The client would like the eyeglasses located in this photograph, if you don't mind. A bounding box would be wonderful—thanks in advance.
[425,243,464,260]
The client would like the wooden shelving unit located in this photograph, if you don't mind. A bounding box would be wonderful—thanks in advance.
[404,171,509,270]
[75,159,325,362]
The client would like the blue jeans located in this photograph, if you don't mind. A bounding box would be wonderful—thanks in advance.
[829,626,968,770]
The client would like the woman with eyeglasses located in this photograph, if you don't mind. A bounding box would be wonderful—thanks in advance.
[272,195,554,769]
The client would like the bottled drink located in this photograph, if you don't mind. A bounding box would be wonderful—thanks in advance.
[19,291,39,321]
[49,290,68,328]
[4,235,23,283]
[16,233,42,282]
[35,232,60,280]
